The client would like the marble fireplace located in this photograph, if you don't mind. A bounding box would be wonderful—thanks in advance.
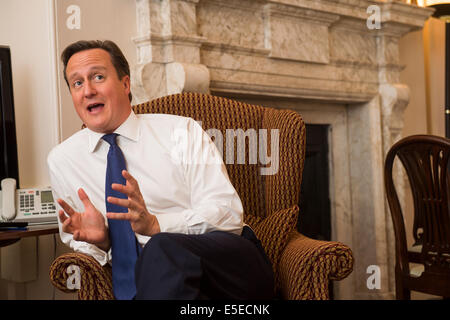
[130,0,433,299]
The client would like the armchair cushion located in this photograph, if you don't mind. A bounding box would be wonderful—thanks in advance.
[244,205,299,274]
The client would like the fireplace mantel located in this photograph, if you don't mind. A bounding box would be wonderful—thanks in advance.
[132,0,431,103]
[131,0,433,299]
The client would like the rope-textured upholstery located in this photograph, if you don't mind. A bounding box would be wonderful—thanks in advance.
[278,231,354,299]
[49,252,113,300]
[49,92,353,299]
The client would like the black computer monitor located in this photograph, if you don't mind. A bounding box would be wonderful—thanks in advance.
[0,46,19,188]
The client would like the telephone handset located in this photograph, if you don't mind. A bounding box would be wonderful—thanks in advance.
[1,178,16,220]
[0,178,58,225]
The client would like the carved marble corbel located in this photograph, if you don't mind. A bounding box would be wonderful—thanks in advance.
[378,84,410,207]
[379,83,410,154]
[131,0,210,103]
[379,82,410,210]
[166,62,210,96]
[133,60,210,102]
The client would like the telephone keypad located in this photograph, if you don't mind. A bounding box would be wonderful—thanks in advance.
[18,193,55,216]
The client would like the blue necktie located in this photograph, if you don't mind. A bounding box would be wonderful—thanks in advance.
[102,133,139,300]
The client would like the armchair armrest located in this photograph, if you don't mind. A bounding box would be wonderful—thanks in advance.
[49,252,114,300]
[278,231,353,300]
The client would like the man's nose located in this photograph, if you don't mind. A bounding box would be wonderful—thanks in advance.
[83,81,97,97]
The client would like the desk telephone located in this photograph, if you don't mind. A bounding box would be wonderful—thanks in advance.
[0,178,58,225]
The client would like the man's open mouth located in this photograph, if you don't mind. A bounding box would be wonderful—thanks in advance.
[87,103,104,112]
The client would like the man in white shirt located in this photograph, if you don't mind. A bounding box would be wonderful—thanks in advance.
[48,40,274,299]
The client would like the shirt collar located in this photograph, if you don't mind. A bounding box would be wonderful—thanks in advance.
[87,111,140,153]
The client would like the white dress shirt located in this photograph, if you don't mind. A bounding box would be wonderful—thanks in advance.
[47,111,244,266]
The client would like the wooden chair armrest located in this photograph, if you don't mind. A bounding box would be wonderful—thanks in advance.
[278,231,354,300]
[49,252,114,300]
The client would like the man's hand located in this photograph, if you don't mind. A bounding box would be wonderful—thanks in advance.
[106,170,160,236]
[57,188,110,251]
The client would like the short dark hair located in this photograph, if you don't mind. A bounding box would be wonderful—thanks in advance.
[61,40,132,102]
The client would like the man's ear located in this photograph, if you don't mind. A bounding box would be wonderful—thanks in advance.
[122,75,131,94]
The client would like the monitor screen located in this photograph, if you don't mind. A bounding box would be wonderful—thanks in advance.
[0,46,19,188]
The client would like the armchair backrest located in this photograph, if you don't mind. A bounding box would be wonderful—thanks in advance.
[133,92,306,219]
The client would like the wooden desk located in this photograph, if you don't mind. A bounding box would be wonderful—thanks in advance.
[0,224,59,247]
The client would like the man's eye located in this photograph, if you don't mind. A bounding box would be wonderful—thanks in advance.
[94,74,104,81]
[73,80,82,88]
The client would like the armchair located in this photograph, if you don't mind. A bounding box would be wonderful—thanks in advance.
[50,92,353,299]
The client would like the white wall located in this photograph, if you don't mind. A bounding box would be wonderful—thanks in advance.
[423,17,445,137]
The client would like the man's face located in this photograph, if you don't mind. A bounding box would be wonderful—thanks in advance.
[65,48,131,133]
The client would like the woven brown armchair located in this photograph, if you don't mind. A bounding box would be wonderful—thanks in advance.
[49,92,353,300]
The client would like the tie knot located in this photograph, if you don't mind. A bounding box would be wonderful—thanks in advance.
[102,133,119,146]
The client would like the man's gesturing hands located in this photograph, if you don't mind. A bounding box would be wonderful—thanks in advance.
[106,170,160,236]
[57,170,160,251]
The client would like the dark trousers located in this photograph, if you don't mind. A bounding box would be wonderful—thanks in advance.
[134,226,274,299]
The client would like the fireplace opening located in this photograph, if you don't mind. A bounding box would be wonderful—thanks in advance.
[298,124,331,242]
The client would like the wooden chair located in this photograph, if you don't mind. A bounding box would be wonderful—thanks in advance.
[49,92,353,299]
[385,134,450,299]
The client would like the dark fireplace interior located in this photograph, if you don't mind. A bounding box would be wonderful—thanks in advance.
[298,124,331,242]
[298,124,333,298]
